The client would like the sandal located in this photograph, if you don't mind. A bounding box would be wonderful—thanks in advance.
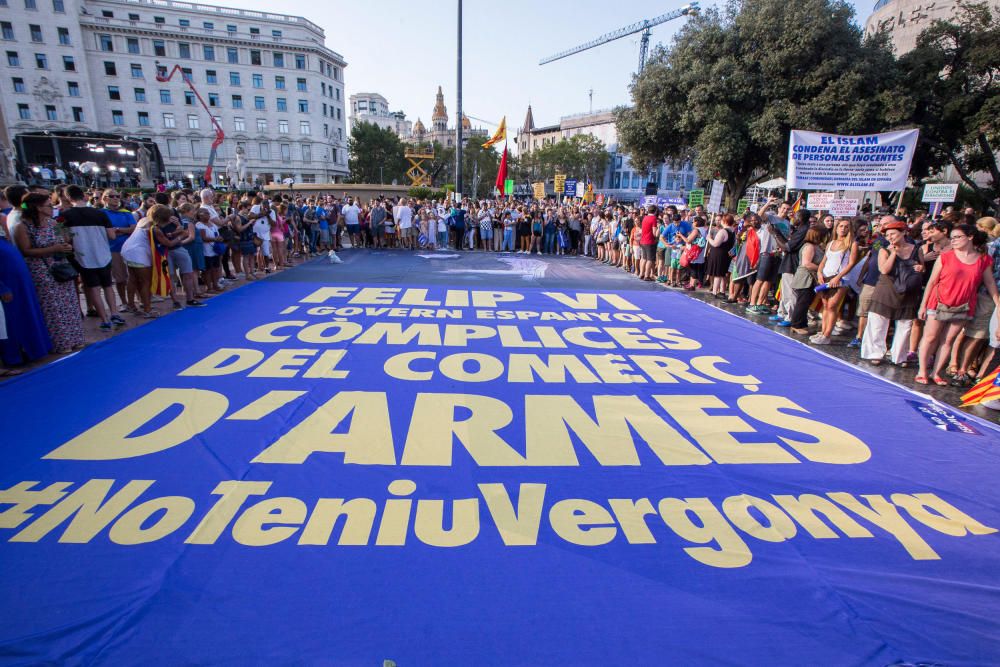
[950,373,972,388]
[142,310,159,319]
[933,376,949,387]
[868,359,882,366]
[915,375,929,385]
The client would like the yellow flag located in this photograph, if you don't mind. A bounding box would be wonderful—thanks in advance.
[482,117,507,148]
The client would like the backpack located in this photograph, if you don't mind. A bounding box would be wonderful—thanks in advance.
[892,246,924,294]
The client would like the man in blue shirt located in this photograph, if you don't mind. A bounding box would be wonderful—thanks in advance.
[101,189,136,311]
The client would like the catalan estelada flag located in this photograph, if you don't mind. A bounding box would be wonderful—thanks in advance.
[482,117,506,149]
[960,369,1000,407]
[150,227,171,297]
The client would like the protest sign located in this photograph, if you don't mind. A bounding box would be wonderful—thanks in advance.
[786,129,918,190]
[922,184,959,203]
[806,192,835,210]
[828,199,859,217]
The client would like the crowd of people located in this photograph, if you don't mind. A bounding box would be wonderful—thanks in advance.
[1,185,998,391]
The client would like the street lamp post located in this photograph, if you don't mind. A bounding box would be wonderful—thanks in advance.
[456,0,463,201]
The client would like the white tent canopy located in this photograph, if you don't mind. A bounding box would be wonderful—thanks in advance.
[755,177,786,189]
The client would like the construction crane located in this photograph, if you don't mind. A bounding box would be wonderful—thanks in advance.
[539,3,699,74]
[155,62,225,184]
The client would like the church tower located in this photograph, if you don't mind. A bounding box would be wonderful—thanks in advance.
[432,86,448,133]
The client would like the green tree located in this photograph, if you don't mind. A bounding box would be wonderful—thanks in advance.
[522,135,610,182]
[891,2,1000,207]
[615,0,897,210]
[347,121,408,184]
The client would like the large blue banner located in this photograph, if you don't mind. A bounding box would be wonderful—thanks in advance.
[1,282,999,665]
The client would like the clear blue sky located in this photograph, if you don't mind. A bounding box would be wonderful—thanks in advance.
[211,0,874,134]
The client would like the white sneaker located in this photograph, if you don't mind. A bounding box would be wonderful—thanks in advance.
[810,334,831,345]
[327,250,343,264]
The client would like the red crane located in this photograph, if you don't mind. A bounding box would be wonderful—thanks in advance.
[155,63,225,184]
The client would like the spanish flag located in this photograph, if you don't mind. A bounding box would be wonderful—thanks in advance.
[150,227,172,297]
[482,116,506,149]
[791,193,805,213]
[960,369,1000,407]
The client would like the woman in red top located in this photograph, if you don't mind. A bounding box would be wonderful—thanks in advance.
[916,223,1000,385]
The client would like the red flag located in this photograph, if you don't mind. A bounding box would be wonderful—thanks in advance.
[495,143,508,196]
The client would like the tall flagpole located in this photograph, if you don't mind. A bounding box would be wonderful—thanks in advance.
[456,0,463,201]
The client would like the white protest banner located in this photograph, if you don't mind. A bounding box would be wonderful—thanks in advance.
[707,180,724,213]
[828,199,859,217]
[786,129,918,191]
[921,183,959,203]
[643,195,657,206]
[575,181,585,198]
[806,192,835,210]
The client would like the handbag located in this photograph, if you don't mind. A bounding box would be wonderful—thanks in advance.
[212,241,226,256]
[680,243,702,268]
[46,256,78,283]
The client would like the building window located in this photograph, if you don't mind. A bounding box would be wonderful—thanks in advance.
[206,69,217,84]
[17,103,30,119]
[6,51,19,67]
[335,108,341,120]
[166,138,177,158]
[187,114,199,129]
[226,24,237,33]
[1,22,13,40]
[25,0,36,7]
[323,123,328,137]
[67,80,78,96]
[190,139,201,157]
[29,24,42,42]
[275,76,285,90]
[258,142,270,160]
[179,18,190,27]
[112,109,124,125]
[159,89,171,104]
[276,98,287,112]
[103,61,115,75]
[278,119,288,133]
[108,85,120,100]
[299,121,310,135]
[297,100,308,113]
[232,94,243,109]
[229,72,240,86]
[227,47,238,64]
[256,118,267,132]
[12,77,24,92]
[35,53,48,69]
[322,103,326,116]
[336,88,341,101]
[72,106,83,122]
[203,45,214,61]
[250,50,261,66]
[272,29,282,38]
[155,64,166,78]
[162,112,175,128]
[134,87,146,102]
[203,21,213,30]
[99,34,113,52]
[184,91,194,105]
[101,9,112,17]
[130,63,142,78]
[250,27,260,35]
[252,73,262,88]
[296,78,306,92]
[128,13,139,21]
[233,117,245,132]
[153,15,164,23]
[301,174,315,184]
[254,96,265,110]
[295,53,306,70]
[273,52,284,67]
[127,37,140,54]
[208,93,219,107]
[45,104,56,120]
[62,55,74,71]
[333,67,339,81]
[153,40,165,57]
[52,0,64,11]
[280,143,291,161]
[178,43,190,59]
[302,144,311,162]
[138,111,149,126]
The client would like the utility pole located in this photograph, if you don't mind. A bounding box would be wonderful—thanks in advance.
[455,0,463,201]
[588,89,593,114]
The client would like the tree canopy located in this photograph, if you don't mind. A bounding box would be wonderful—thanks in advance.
[346,121,408,185]
[616,0,897,209]
[890,2,1000,206]
[520,135,610,182]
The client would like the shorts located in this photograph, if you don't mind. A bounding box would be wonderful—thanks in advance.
[656,246,666,262]
[964,292,995,340]
[319,229,331,244]
[126,260,149,270]
[347,224,360,235]
[239,242,256,256]
[857,284,876,318]
[259,239,272,257]
[518,223,530,236]
[989,305,1000,349]
[757,252,781,285]
[670,257,681,270]
[111,252,128,285]
[79,263,113,289]
[532,230,542,237]
[168,247,193,274]
[641,243,656,262]
[480,227,493,240]
[204,255,221,269]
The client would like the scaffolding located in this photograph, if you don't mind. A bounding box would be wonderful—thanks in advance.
[404,146,434,187]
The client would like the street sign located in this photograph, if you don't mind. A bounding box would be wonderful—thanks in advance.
[828,199,859,217]
[688,189,704,207]
[707,180,724,213]
[806,192,835,210]
[922,183,959,203]
[564,178,577,197]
